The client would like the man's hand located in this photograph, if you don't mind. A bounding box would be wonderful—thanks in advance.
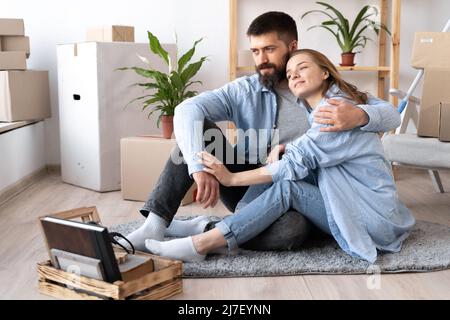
[313,99,369,132]
[192,171,220,209]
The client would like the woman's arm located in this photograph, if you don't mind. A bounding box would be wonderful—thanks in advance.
[199,152,273,186]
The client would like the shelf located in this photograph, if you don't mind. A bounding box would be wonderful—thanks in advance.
[0,121,39,134]
[237,65,391,73]
[230,0,401,103]
[337,66,391,72]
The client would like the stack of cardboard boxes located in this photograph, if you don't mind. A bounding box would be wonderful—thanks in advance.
[412,32,450,142]
[0,18,50,122]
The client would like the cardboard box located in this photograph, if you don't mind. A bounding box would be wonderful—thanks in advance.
[411,32,450,141]
[411,32,450,69]
[121,136,196,205]
[0,70,51,122]
[86,25,134,42]
[417,68,450,140]
[57,42,177,192]
[439,103,450,142]
[1,36,30,58]
[0,19,25,36]
[0,51,26,70]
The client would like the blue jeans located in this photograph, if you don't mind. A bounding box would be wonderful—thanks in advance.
[215,180,331,251]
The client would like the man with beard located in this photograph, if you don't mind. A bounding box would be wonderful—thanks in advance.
[121,11,401,253]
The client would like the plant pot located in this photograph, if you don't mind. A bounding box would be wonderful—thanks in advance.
[161,115,174,139]
[340,52,356,67]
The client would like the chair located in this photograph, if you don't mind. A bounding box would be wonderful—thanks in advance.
[382,89,450,193]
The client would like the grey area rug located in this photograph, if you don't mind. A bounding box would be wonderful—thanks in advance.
[110,217,450,278]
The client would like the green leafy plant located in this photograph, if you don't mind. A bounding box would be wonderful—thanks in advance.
[302,1,391,54]
[118,31,207,127]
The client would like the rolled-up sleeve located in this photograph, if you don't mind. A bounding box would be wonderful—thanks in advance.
[174,82,240,176]
[265,147,310,182]
[358,95,401,133]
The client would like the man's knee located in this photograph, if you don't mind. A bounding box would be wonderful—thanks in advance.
[241,210,312,251]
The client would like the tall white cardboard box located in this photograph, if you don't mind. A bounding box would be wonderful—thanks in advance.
[57,42,177,192]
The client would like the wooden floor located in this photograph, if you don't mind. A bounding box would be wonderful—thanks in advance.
[0,168,449,300]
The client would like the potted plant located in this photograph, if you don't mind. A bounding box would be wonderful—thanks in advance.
[302,2,391,66]
[119,31,207,138]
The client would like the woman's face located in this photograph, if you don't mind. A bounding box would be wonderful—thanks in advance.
[286,53,329,98]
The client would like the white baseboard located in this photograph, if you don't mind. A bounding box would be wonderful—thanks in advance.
[0,166,49,208]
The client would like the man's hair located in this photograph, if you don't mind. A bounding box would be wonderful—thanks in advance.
[247,11,298,46]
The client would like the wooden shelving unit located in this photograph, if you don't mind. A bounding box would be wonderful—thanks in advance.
[229,0,401,104]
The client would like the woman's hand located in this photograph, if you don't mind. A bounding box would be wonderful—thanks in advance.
[198,151,235,187]
[266,144,286,164]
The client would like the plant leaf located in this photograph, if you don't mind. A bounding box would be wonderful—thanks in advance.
[147,31,169,65]
[183,91,198,99]
[178,38,203,73]
[316,1,350,41]
[124,94,153,109]
[180,56,207,84]
[307,25,338,42]
[301,9,335,21]
[128,82,159,90]
[349,5,371,39]
[170,71,184,92]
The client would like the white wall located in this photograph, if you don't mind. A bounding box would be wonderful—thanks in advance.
[1,0,449,166]
[0,122,46,192]
[0,0,229,166]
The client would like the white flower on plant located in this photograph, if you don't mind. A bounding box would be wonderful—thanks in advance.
[136,53,151,66]
[168,55,173,74]
[172,30,178,71]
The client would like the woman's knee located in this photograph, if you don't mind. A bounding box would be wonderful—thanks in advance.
[270,180,296,208]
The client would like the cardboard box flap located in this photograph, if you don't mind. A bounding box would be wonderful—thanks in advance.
[411,32,450,69]
[417,68,450,138]
[439,103,450,142]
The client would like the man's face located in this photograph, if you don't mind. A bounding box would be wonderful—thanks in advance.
[249,31,296,89]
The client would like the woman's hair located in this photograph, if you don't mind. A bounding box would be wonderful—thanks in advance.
[289,49,368,104]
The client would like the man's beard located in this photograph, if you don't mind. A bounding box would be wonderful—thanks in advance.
[256,53,289,90]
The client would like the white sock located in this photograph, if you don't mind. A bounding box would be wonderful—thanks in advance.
[145,237,206,262]
[165,216,210,237]
[119,212,166,252]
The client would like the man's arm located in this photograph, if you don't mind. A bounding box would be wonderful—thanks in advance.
[174,81,240,176]
[313,96,400,133]
[357,95,401,132]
